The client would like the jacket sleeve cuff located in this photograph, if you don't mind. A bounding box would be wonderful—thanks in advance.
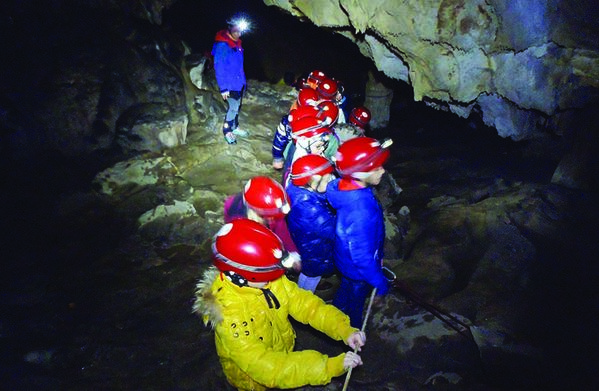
[342,327,360,344]
[326,353,347,378]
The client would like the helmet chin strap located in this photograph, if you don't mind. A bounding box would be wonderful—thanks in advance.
[223,270,279,308]
[248,280,267,288]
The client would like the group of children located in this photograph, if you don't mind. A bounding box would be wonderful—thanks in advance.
[194,63,395,389]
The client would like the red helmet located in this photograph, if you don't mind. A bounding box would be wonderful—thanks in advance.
[243,176,290,218]
[212,219,286,282]
[296,88,319,107]
[349,106,371,128]
[316,78,338,100]
[288,105,320,124]
[290,155,334,186]
[334,137,393,179]
[290,116,331,141]
[294,77,310,90]
[316,100,339,126]
[307,70,327,89]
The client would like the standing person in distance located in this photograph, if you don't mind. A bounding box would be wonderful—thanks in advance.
[213,16,250,145]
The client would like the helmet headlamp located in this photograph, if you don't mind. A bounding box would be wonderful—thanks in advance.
[229,16,251,34]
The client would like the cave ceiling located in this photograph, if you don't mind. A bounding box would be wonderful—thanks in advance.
[263,0,599,140]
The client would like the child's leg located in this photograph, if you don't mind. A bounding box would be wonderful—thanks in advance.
[333,277,371,328]
[297,273,322,292]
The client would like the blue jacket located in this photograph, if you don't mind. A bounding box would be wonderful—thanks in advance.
[272,115,291,161]
[326,178,389,295]
[286,183,336,277]
[212,29,246,93]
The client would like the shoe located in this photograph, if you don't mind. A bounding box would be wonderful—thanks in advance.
[316,281,333,291]
[224,132,237,144]
[232,128,249,137]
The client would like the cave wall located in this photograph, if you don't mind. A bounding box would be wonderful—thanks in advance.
[0,0,187,157]
[3,0,598,168]
[263,0,599,141]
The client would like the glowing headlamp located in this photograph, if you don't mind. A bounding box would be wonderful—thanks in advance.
[230,17,250,34]
[236,18,250,33]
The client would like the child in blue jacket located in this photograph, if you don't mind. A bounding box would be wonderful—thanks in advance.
[212,18,248,144]
[326,137,393,327]
[286,155,337,292]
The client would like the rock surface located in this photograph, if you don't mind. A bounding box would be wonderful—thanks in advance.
[4,76,598,390]
[1,1,598,390]
[263,0,599,141]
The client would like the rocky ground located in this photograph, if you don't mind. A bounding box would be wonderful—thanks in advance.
[1,80,598,390]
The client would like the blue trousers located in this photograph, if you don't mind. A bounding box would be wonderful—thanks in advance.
[333,276,372,328]
[223,91,243,135]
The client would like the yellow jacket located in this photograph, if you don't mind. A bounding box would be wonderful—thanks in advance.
[193,267,358,390]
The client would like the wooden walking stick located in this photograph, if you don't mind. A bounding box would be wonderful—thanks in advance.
[342,287,377,391]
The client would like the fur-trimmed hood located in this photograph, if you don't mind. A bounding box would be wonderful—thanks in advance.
[192,266,222,328]
[192,267,359,390]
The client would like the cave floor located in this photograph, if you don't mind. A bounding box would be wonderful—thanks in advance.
[1,101,597,390]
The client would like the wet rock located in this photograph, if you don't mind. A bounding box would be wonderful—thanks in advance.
[93,158,166,196]
[115,103,188,154]
[370,295,481,388]
[186,54,210,90]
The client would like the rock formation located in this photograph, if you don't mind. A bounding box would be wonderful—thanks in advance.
[2,1,598,389]
[263,0,599,141]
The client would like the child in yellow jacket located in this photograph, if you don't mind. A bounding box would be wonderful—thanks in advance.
[193,218,365,390]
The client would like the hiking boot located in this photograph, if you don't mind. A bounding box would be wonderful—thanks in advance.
[232,128,249,137]
[224,132,237,144]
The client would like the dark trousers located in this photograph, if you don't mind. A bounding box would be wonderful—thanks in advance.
[333,276,372,328]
